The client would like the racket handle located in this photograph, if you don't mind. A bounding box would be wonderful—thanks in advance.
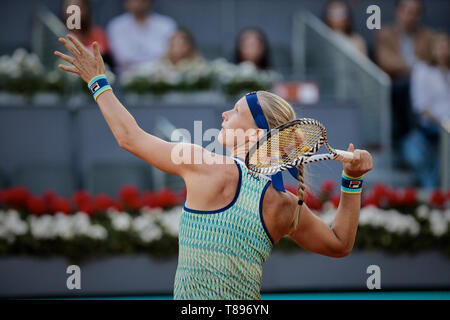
[334,149,354,162]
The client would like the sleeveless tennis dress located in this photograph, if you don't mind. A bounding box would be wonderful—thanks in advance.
[174,157,274,300]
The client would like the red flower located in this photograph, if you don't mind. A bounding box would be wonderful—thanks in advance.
[401,188,417,206]
[153,188,179,209]
[48,196,72,214]
[72,190,92,209]
[79,203,95,215]
[304,189,322,211]
[330,194,340,208]
[26,196,47,215]
[119,185,141,210]
[0,188,10,205]
[364,183,390,208]
[430,190,446,209]
[363,194,380,207]
[119,184,139,201]
[42,190,58,206]
[387,189,401,207]
[92,193,118,213]
[320,180,336,195]
[3,186,31,209]
[141,191,158,208]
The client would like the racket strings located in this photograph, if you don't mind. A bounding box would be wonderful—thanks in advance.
[249,123,323,168]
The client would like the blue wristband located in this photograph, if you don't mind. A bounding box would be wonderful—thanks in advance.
[341,171,364,194]
[88,74,112,101]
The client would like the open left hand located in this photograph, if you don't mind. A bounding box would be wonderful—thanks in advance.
[54,34,105,83]
[342,143,373,178]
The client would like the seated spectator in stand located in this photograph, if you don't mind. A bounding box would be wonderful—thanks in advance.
[322,0,368,56]
[107,0,177,74]
[62,0,113,67]
[375,0,434,157]
[234,28,272,70]
[160,28,204,68]
[403,32,450,188]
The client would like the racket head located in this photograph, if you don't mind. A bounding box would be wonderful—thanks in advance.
[245,118,328,175]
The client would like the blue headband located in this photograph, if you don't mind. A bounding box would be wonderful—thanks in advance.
[245,92,298,192]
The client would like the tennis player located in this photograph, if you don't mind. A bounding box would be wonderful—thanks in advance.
[55,35,373,300]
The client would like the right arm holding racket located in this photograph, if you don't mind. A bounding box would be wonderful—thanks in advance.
[287,143,372,257]
[246,119,373,257]
[54,35,211,177]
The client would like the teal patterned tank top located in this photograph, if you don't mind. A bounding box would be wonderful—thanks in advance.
[174,157,273,300]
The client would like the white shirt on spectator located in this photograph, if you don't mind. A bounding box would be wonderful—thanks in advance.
[411,61,450,127]
[107,12,177,74]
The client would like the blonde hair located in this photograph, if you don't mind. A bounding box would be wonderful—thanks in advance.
[256,91,305,231]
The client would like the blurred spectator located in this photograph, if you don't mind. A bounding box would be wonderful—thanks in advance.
[107,0,177,74]
[322,0,368,56]
[160,28,204,68]
[375,0,435,162]
[403,32,450,188]
[234,28,271,70]
[62,0,113,67]
[375,0,434,78]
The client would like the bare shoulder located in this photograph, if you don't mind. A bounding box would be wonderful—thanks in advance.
[262,185,298,243]
[178,144,230,176]
[183,155,240,210]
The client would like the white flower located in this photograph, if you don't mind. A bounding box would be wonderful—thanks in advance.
[322,201,335,213]
[416,204,430,219]
[139,225,162,243]
[88,225,108,240]
[46,70,63,84]
[320,210,336,226]
[443,209,450,223]
[133,213,154,232]
[11,48,27,64]
[429,210,448,237]
[158,206,182,236]
[53,213,74,240]
[29,214,54,239]
[71,212,91,235]
[0,209,28,242]
[110,212,131,231]
[132,212,162,243]
[141,206,163,216]
[359,206,420,236]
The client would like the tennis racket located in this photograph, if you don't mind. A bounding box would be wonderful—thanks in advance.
[245,118,354,175]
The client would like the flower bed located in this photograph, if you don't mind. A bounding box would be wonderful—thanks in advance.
[0,49,114,105]
[0,49,282,105]
[109,59,282,100]
[0,183,449,263]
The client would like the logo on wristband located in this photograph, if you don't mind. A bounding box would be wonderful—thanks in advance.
[349,180,362,189]
[90,82,100,93]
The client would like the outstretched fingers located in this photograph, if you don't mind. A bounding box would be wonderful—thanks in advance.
[67,34,87,54]
[92,42,102,64]
[58,37,79,57]
[54,50,74,65]
[58,63,79,74]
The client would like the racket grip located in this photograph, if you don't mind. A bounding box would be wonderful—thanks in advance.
[334,149,354,162]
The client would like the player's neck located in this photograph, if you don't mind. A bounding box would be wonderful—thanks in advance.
[230,145,249,161]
